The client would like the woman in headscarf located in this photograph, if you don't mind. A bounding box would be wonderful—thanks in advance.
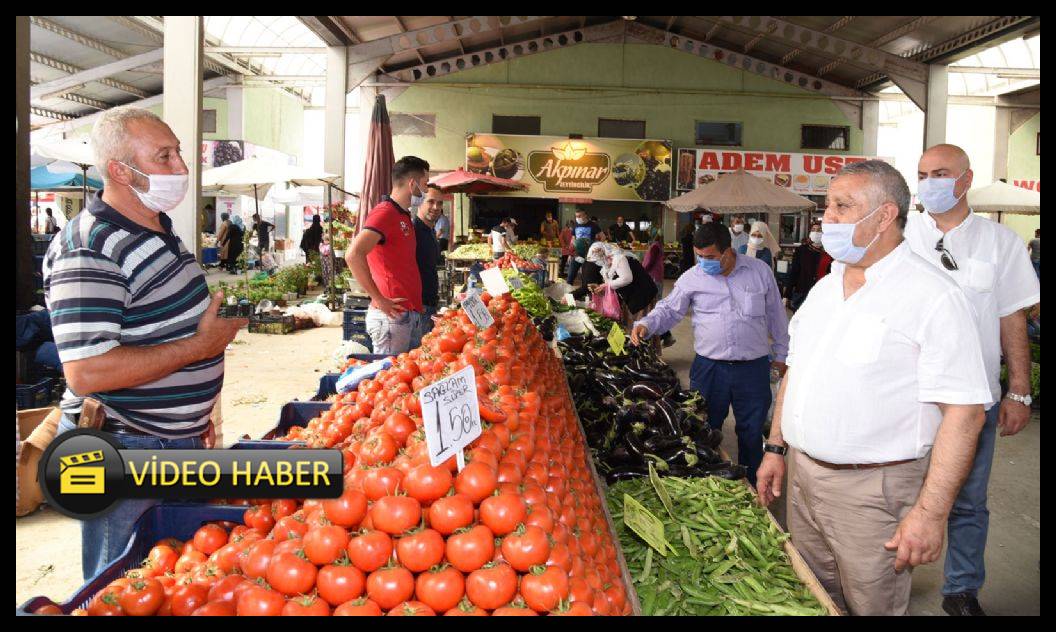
[592,242,659,323]
[226,215,246,274]
[300,214,323,258]
[217,212,232,269]
[572,241,609,302]
[737,220,780,270]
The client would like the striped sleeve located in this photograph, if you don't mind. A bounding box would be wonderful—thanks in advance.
[46,248,129,363]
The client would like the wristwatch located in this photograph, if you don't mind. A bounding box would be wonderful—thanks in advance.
[1005,392,1033,407]
[763,442,788,456]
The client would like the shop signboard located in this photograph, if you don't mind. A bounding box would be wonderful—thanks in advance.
[676,148,890,196]
[465,133,673,202]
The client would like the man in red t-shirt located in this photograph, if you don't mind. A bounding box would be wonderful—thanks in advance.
[346,156,430,354]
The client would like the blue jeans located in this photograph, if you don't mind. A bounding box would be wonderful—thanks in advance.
[1032,260,1040,279]
[943,403,1000,596]
[57,417,204,581]
[567,258,583,285]
[689,355,772,486]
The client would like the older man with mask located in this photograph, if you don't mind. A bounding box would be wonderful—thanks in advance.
[43,106,245,580]
[905,145,1040,616]
[755,160,992,616]
[411,184,444,348]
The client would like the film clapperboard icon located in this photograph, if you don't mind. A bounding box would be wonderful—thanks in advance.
[59,450,106,494]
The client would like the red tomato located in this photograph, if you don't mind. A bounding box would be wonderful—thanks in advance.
[394,528,445,572]
[382,411,417,446]
[370,496,422,535]
[427,494,475,535]
[501,524,550,572]
[386,600,436,616]
[465,562,518,611]
[190,600,236,616]
[119,578,164,616]
[206,575,248,603]
[169,584,209,617]
[243,505,275,532]
[271,498,299,520]
[191,524,228,556]
[239,539,276,579]
[272,515,309,542]
[443,597,488,616]
[445,525,495,573]
[415,565,465,613]
[520,565,570,612]
[266,551,318,596]
[401,464,453,505]
[282,594,331,616]
[174,550,206,574]
[358,432,398,466]
[235,583,286,616]
[303,524,350,565]
[454,462,498,503]
[146,545,179,576]
[322,488,368,528]
[317,563,366,606]
[479,494,527,536]
[362,467,404,501]
[551,600,594,616]
[346,530,394,573]
[365,566,415,611]
[333,597,383,616]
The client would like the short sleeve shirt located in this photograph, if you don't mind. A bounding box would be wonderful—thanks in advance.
[413,216,440,307]
[362,196,422,312]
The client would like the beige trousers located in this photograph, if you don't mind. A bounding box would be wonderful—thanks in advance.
[787,448,930,616]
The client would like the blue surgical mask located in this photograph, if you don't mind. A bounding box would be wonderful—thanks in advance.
[917,170,967,214]
[410,181,425,208]
[821,204,883,264]
[696,256,722,275]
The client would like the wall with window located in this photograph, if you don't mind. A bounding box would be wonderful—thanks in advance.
[387,43,864,171]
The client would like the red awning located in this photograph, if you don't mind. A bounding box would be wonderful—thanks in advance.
[428,167,527,194]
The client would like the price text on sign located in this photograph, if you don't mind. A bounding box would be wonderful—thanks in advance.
[460,293,495,330]
[419,365,482,467]
[623,493,678,557]
[480,267,510,296]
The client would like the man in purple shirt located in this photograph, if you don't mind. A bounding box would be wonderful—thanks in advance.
[630,223,789,485]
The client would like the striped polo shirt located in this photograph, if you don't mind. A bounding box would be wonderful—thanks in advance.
[43,191,222,439]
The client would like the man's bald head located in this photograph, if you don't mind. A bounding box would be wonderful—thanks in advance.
[920,144,971,174]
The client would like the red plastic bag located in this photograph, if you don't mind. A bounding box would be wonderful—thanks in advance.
[592,285,622,321]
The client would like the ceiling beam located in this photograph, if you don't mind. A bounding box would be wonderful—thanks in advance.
[349,16,550,64]
[30,52,150,98]
[710,16,927,82]
[783,16,855,65]
[31,77,112,110]
[948,66,1039,78]
[30,49,163,100]
[450,17,467,55]
[205,46,327,55]
[30,16,132,60]
[297,16,358,46]
[31,106,75,121]
[869,16,941,48]
[392,16,428,65]
[106,16,228,76]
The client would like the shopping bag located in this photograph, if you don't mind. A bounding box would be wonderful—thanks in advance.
[592,285,622,321]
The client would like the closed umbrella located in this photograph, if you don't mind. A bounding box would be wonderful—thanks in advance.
[357,94,394,235]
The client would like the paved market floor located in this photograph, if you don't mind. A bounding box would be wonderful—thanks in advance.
[15,287,1041,614]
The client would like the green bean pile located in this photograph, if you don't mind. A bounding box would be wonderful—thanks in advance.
[607,476,828,616]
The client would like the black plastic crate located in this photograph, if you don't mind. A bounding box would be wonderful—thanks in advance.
[31,235,53,256]
[344,294,371,310]
[342,308,368,340]
[17,503,248,615]
[16,378,54,410]
[248,313,295,335]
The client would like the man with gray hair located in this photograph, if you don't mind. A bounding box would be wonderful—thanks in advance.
[907,144,1039,616]
[755,160,992,615]
[44,105,245,580]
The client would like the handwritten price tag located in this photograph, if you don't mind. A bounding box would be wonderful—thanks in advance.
[623,494,677,557]
[419,365,482,470]
[608,322,627,355]
[480,267,510,296]
[460,293,495,330]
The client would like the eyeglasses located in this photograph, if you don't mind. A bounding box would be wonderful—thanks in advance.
[935,237,958,271]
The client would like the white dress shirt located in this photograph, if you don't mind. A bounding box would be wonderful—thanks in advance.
[905,209,1040,408]
[781,242,992,464]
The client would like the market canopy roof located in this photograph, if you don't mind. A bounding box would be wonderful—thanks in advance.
[201,156,338,198]
[666,170,816,214]
[429,167,528,194]
[30,165,103,191]
[965,181,1040,214]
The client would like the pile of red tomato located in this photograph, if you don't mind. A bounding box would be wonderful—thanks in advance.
[67,293,631,616]
[484,252,542,272]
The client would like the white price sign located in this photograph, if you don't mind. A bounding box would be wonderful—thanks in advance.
[480,267,510,296]
[460,293,495,330]
[419,365,482,469]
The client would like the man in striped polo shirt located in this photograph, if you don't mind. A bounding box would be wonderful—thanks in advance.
[44,106,245,580]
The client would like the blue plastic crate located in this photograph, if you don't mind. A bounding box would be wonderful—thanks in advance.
[17,503,247,615]
[342,308,368,341]
[313,373,341,401]
[230,401,331,449]
[16,378,54,410]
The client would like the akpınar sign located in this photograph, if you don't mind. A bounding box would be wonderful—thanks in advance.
[526,142,610,193]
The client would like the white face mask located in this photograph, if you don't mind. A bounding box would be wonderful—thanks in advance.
[120,161,188,214]
[576,217,588,225]
[809,231,823,245]
[917,170,967,214]
[732,224,744,233]
[410,180,426,209]
[748,236,764,248]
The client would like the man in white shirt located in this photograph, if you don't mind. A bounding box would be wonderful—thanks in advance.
[490,219,511,259]
[905,144,1040,617]
[756,160,991,616]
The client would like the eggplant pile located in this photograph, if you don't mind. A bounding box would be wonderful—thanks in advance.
[557,336,747,484]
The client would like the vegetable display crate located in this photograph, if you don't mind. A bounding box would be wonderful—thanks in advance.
[248,313,295,335]
[16,378,54,410]
[342,308,368,341]
[17,503,247,615]
[314,354,392,401]
[345,331,373,351]
[343,294,371,310]
[230,401,330,449]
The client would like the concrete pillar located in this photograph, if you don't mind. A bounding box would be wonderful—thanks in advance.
[16,15,34,311]
[924,64,949,149]
[163,16,204,258]
[993,106,1011,182]
[325,46,348,185]
[862,100,880,157]
[226,86,243,140]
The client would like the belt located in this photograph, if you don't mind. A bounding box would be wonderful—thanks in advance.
[703,356,768,365]
[807,455,918,470]
[102,418,153,437]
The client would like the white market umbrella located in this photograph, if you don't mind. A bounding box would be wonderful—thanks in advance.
[966,180,1040,215]
[201,156,338,198]
[267,185,327,207]
[32,139,98,202]
[666,169,816,214]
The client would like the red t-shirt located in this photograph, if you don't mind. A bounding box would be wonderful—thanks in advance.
[362,197,422,312]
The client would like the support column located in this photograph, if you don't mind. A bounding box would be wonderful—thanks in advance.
[862,99,880,157]
[993,106,1011,182]
[325,46,348,185]
[16,15,33,311]
[163,16,204,258]
[924,63,948,150]
[226,86,243,140]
